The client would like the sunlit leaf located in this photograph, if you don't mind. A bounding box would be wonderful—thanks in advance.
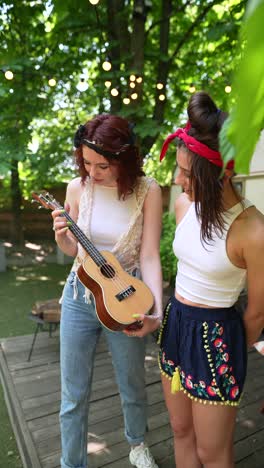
[220,0,264,173]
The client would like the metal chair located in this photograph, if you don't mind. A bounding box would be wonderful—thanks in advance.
[27,298,61,361]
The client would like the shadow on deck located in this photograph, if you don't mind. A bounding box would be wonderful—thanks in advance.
[0,332,264,468]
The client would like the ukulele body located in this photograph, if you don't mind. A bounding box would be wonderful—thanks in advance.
[77,251,154,331]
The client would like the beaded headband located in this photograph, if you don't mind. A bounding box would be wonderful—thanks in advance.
[74,123,136,159]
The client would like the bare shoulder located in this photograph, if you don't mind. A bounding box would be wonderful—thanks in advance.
[237,207,264,258]
[143,179,162,204]
[67,177,85,200]
[174,192,192,224]
[67,177,83,193]
[243,207,264,245]
[65,178,86,219]
[143,180,162,215]
[147,179,162,195]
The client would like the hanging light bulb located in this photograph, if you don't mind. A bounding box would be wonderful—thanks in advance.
[102,60,112,71]
[189,85,196,93]
[5,70,14,80]
[48,78,56,87]
[159,94,166,101]
[130,74,136,82]
[89,0,100,4]
[131,93,138,100]
[105,81,111,88]
[123,98,130,105]
[76,79,88,92]
[136,76,142,83]
[225,85,232,94]
[110,88,119,96]
[130,82,136,88]
[157,83,164,90]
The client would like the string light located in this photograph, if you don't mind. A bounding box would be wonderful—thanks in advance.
[104,81,111,88]
[110,88,119,96]
[130,82,136,88]
[157,83,164,90]
[225,85,232,93]
[136,77,142,83]
[123,98,130,105]
[159,94,166,101]
[5,70,14,80]
[131,93,138,100]
[189,85,196,93]
[89,0,100,4]
[102,60,112,71]
[130,74,136,82]
[76,79,88,92]
[48,78,56,87]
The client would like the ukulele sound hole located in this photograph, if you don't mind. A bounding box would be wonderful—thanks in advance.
[100,264,115,278]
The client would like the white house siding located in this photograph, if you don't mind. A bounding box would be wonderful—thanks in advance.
[234,130,264,214]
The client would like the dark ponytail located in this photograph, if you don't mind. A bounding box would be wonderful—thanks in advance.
[178,92,235,243]
[187,91,227,150]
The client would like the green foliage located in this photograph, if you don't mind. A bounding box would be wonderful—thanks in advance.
[220,0,264,173]
[0,0,246,213]
[0,263,69,337]
[160,211,177,285]
[0,261,70,468]
[0,385,23,468]
[144,143,176,186]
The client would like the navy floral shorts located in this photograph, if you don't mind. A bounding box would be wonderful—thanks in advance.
[158,296,247,406]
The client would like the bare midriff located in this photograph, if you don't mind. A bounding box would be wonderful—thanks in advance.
[175,291,216,309]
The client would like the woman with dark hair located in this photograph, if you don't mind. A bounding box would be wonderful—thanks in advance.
[52,114,163,468]
[158,91,264,468]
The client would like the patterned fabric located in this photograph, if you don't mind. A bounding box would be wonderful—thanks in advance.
[158,296,248,406]
[72,176,154,274]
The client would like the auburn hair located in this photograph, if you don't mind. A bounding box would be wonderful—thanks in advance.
[74,114,144,199]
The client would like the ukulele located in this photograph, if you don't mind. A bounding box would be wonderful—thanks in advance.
[32,192,154,331]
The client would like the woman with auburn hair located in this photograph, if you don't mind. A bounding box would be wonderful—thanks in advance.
[52,114,163,468]
[158,91,264,468]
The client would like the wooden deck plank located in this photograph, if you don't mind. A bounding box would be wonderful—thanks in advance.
[0,344,42,468]
[1,331,264,468]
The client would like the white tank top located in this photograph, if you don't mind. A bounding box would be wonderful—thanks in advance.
[173,199,253,307]
[72,176,154,274]
[89,185,138,251]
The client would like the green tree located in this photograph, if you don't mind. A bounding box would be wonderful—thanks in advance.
[0,0,246,242]
[220,0,264,173]
[0,1,62,241]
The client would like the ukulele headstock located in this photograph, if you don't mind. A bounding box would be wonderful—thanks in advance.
[32,192,63,211]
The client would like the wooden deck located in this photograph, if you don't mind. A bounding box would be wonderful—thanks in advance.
[0,331,264,468]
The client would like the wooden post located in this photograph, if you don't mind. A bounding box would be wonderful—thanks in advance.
[0,243,6,272]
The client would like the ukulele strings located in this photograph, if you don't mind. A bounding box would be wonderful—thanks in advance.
[52,199,134,296]
[67,217,134,296]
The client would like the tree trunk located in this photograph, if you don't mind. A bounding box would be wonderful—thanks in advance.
[10,158,24,245]
[106,0,123,113]
[142,0,172,155]
[129,0,146,105]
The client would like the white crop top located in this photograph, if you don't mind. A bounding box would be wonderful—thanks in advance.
[173,199,253,307]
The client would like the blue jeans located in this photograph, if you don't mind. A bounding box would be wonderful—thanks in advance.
[60,271,147,468]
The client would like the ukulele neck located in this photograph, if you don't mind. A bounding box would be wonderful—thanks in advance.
[62,211,106,266]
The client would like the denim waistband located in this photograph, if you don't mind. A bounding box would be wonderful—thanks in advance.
[170,296,239,322]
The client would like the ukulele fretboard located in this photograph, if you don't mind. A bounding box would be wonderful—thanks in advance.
[61,211,106,267]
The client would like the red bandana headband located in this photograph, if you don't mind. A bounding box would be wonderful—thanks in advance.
[160,122,234,170]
